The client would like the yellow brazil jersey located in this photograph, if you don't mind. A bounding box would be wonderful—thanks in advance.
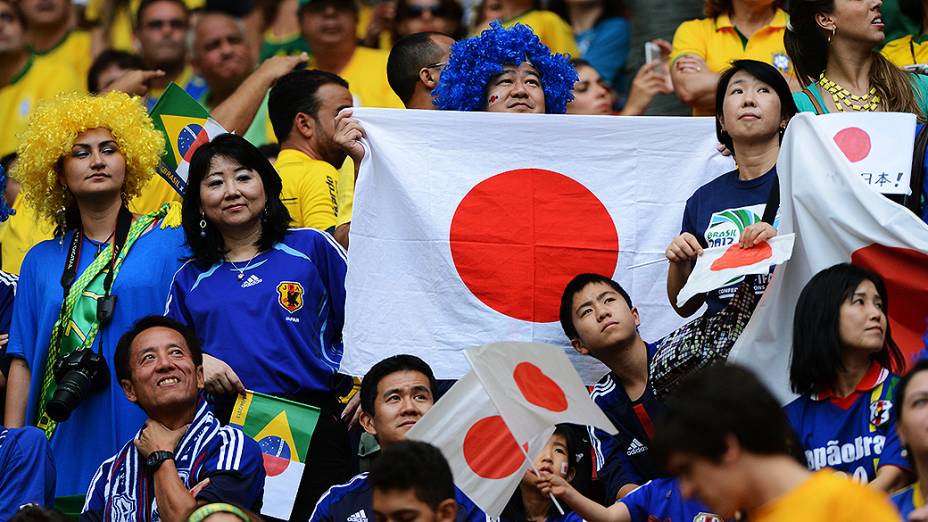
[749,471,899,522]
[0,54,84,157]
[0,193,54,275]
[882,34,928,68]
[34,30,93,89]
[497,10,579,57]
[671,9,791,115]
[274,148,340,231]
[336,157,354,227]
[310,47,404,109]
[128,174,181,215]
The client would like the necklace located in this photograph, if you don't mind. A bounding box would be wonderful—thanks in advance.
[818,72,881,112]
[227,252,259,280]
[86,231,115,256]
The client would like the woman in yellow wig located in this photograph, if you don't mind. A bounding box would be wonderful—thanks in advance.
[2,91,188,498]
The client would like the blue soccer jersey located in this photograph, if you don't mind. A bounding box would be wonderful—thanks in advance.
[589,342,665,498]
[783,362,908,482]
[0,426,56,520]
[891,483,922,519]
[621,478,721,522]
[166,229,348,398]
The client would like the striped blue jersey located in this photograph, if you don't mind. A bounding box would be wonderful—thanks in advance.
[166,228,348,397]
[621,478,721,522]
[0,426,55,520]
[783,362,907,482]
[81,402,265,521]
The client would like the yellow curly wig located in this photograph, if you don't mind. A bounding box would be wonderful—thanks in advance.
[12,91,164,224]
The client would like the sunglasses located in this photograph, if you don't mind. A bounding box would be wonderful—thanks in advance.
[143,18,187,30]
[401,4,449,18]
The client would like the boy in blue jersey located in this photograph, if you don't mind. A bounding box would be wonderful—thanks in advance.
[0,426,56,520]
[370,441,458,522]
[81,317,265,522]
[310,355,485,522]
[559,273,663,500]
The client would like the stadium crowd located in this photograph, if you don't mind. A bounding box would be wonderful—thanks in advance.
[0,0,927,520]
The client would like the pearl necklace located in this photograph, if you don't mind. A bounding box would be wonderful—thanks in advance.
[818,72,881,112]
[227,252,259,280]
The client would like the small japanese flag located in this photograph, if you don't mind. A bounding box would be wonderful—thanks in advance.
[676,234,795,307]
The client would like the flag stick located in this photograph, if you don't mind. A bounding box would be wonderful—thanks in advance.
[516,437,566,515]
[628,257,669,270]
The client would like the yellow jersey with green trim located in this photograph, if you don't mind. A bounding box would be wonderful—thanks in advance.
[34,30,92,88]
[671,9,791,115]
[336,158,354,227]
[749,470,899,522]
[0,193,54,275]
[0,54,84,157]
[274,148,340,231]
[881,33,928,68]
[495,10,579,57]
[310,47,404,109]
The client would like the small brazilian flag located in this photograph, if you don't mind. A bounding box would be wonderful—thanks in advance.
[149,83,227,195]
[229,391,321,520]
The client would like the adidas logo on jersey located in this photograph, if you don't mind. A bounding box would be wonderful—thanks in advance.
[626,438,648,456]
[347,510,368,522]
[241,274,263,288]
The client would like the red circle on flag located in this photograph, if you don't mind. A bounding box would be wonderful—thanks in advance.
[833,127,871,163]
[463,415,526,479]
[851,244,928,365]
[513,361,568,412]
[710,242,773,271]
[449,169,619,323]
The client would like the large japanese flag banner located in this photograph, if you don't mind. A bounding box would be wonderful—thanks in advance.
[730,113,928,403]
[465,342,617,442]
[342,109,733,382]
[406,371,555,518]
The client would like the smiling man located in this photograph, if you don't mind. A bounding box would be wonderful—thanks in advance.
[80,316,265,522]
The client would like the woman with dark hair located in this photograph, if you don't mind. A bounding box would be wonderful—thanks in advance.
[786,0,928,116]
[890,360,928,517]
[665,59,796,318]
[392,0,464,41]
[549,0,628,88]
[785,263,909,492]
[882,0,928,69]
[566,58,671,116]
[165,133,352,511]
[670,0,791,115]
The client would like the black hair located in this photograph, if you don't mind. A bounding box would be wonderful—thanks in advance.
[136,0,189,29]
[547,0,626,27]
[715,59,798,154]
[268,69,350,143]
[896,359,928,426]
[501,424,580,521]
[0,152,16,172]
[387,32,452,105]
[0,0,26,29]
[559,273,632,341]
[182,133,291,266]
[257,143,281,161]
[569,58,593,69]
[114,315,203,383]
[369,440,455,510]
[900,0,924,28]
[360,354,437,416]
[790,263,905,396]
[653,364,798,465]
[87,50,145,93]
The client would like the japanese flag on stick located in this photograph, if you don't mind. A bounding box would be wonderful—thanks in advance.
[676,234,795,307]
[406,372,554,518]
[730,113,928,404]
[465,342,618,443]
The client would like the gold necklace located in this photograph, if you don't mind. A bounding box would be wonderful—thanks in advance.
[818,72,881,112]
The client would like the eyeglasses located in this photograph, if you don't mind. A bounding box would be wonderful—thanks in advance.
[143,18,187,31]
[424,62,446,71]
[400,4,448,19]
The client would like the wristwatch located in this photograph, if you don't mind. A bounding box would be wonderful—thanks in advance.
[146,450,175,471]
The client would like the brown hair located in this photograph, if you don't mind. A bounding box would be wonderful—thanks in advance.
[704,0,784,18]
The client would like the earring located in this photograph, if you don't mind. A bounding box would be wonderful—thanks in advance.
[262,206,269,223]
[827,26,836,45]
[199,213,207,238]
[55,206,67,245]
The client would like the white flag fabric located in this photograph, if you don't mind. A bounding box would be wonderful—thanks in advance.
[343,108,733,382]
[730,113,928,404]
[406,371,554,518]
[465,342,617,442]
[676,234,795,307]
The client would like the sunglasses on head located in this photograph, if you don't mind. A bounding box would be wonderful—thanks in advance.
[401,4,448,18]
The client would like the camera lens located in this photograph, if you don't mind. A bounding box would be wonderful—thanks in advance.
[47,370,94,421]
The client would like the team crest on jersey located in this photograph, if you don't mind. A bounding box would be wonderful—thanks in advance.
[870,399,892,427]
[277,281,304,313]
[772,52,791,73]
[693,513,723,522]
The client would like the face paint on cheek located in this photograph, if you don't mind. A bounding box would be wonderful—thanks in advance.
[561,462,568,476]
[488,95,499,105]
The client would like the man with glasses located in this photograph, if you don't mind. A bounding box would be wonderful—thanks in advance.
[386,32,455,110]
[135,0,206,110]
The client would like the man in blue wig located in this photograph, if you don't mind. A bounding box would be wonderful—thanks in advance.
[433,21,577,114]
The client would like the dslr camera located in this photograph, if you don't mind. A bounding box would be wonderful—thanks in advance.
[47,349,109,421]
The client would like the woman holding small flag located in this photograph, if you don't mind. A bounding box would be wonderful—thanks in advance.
[2,91,188,499]
[166,133,353,517]
[665,59,796,318]
[785,263,910,492]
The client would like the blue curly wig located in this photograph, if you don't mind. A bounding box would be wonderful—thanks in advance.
[433,21,577,114]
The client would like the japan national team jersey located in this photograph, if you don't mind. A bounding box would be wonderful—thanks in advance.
[783,362,908,482]
[166,229,348,398]
[621,478,720,522]
[892,482,923,519]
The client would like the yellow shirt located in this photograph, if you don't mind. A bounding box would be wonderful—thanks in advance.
[274,148,340,231]
[336,158,354,227]
[0,193,54,275]
[311,47,404,109]
[671,9,791,115]
[498,10,580,57]
[750,471,899,522]
[128,174,182,215]
[0,54,84,157]
[34,30,93,89]
[881,34,928,68]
